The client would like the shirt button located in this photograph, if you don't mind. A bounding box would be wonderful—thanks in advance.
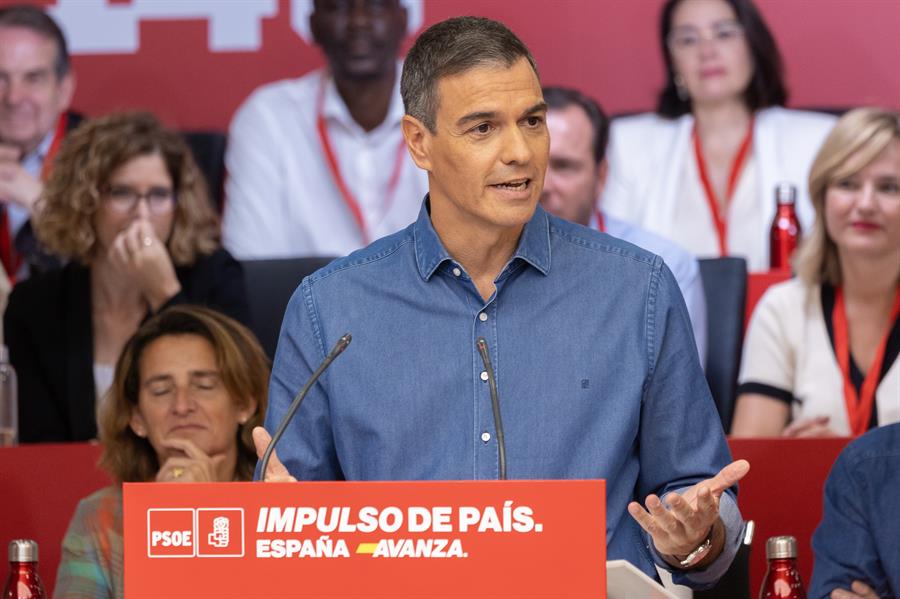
[481,432,491,443]
[479,312,488,322]
[480,371,489,382]
[452,267,461,277]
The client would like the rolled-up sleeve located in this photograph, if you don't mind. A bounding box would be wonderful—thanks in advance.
[638,261,744,589]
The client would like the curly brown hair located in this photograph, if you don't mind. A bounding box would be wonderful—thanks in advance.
[35,111,219,265]
[98,305,270,483]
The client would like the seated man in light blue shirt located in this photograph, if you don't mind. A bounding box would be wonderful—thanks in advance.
[540,86,707,367]
[255,15,748,589]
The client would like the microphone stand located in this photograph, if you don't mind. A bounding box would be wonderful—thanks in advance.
[476,337,507,480]
[258,333,352,479]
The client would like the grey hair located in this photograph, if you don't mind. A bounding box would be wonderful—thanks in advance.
[0,4,70,80]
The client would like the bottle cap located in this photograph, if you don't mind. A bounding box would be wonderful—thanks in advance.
[775,182,797,205]
[8,539,38,563]
[766,535,797,559]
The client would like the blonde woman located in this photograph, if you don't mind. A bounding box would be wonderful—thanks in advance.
[4,112,249,442]
[55,306,268,599]
[732,108,900,437]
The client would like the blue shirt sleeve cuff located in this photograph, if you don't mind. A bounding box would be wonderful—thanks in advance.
[648,492,745,589]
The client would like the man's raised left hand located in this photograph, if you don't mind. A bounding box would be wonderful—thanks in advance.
[627,459,750,567]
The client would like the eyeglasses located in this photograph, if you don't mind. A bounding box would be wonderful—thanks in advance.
[668,22,745,52]
[103,185,176,214]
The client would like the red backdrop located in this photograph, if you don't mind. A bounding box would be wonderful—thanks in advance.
[9,0,900,131]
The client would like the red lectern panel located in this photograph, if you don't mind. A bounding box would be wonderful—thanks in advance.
[124,479,605,598]
[728,437,850,593]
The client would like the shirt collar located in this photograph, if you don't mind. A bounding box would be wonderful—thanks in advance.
[414,197,552,281]
[21,124,57,168]
[320,61,405,132]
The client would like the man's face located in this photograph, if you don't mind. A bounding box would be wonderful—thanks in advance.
[540,105,604,227]
[411,57,549,237]
[310,0,407,81]
[0,26,74,154]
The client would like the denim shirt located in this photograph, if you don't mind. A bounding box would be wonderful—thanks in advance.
[264,200,743,587]
[809,423,900,599]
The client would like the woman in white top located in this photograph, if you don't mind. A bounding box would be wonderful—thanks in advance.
[602,0,835,271]
[732,108,900,437]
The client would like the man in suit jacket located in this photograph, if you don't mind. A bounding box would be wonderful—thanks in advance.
[0,4,79,281]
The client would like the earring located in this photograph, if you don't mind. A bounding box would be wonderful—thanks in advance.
[674,74,689,101]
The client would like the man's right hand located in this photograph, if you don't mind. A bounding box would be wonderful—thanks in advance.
[252,426,297,482]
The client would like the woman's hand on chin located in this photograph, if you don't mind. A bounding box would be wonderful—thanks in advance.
[155,437,229,482]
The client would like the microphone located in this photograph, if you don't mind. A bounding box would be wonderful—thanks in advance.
[258,333,352,480]
[476,337,507,480]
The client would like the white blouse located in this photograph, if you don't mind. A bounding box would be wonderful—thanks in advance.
[671,150,762,268]
[738,279,900,434]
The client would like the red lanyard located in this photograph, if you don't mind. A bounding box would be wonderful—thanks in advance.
[692,117,754,257]
[0,113,68,282]
[0,210,13,282]
[595,209,606,233]
[832,286,900,436]
[316,74,407,245]
[40,112,68,180]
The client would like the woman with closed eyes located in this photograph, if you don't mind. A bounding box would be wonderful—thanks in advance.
[54,305,268,599]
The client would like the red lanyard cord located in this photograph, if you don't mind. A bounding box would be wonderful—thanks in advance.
[40,112,68,180]
[832,286,900,436]
[595,209,606,233]
[691,117,754,257]
[316,74,407,246]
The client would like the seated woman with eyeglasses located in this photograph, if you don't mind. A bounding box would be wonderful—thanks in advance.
[54,305,268,599]
[4,112,250,443]
[601,0,836,272]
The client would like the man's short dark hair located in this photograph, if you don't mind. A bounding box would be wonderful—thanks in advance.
[0,4,71,80]
[401,16,538,133]
[542,86,609,165]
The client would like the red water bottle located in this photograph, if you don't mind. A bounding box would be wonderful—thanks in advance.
[769,183,802,270]
[760,535,806,599]
[5,540,46,599]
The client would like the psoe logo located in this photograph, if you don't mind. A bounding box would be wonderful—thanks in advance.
[147,508,244,558]
[197,508,244,558]
[147,508,195,558]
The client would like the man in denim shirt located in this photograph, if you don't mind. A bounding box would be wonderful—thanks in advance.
[255,15,748,588]
[809,423,900,599]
